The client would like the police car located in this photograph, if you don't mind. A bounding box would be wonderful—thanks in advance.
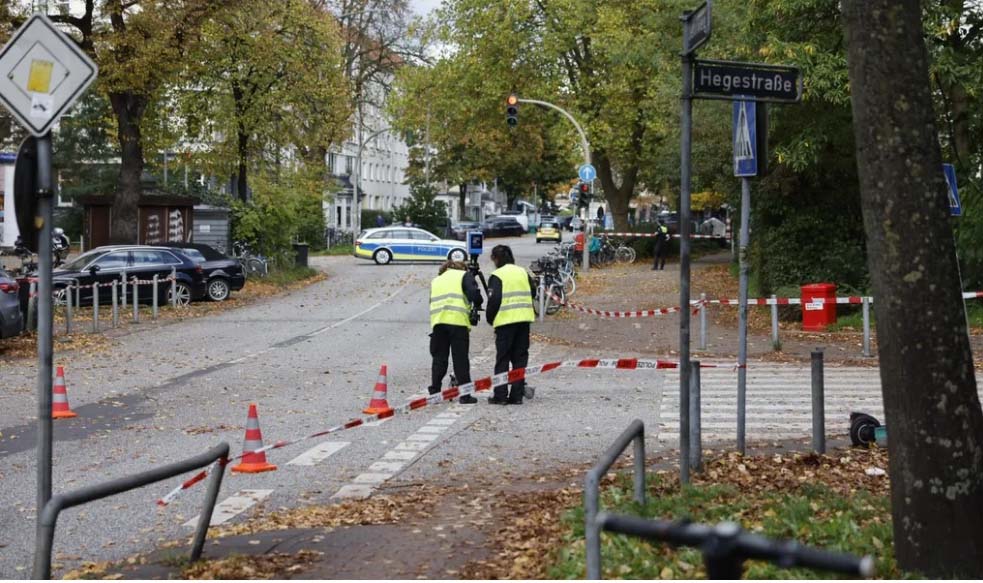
[355,227,469,265]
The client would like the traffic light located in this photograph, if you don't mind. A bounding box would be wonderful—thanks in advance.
[576,181,591,208]
[506,93,519,127]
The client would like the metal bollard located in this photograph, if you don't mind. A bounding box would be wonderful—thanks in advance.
[132,277,139,323]
[112,280,119,328]
[862,296,871,357]
[27,281,37,331]
[689,360,702,473]
[811,349,826,454]
[171,268,177,308]
[65,285,73,335]
[699,292,707,350]
[771,294,780,348]
[75,284,81,314]
[121,271,127,311]
[92,284,99,333]
[152,274,159,320]
[538,277,546,322]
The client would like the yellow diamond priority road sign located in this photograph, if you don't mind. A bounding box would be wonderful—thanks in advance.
[0,14,97,137]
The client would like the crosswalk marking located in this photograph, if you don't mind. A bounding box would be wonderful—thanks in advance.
[661,364,983,442]
[286,441,349,466]
[184,489,273,527]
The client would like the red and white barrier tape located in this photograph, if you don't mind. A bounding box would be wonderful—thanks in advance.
[548,293,701,318]
[597,232,725,240]
[157,357,678,506]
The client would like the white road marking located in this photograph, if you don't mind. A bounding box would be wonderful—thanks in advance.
[184,489,273,527]
[395,441,429,452]
[352,472,392,484]
[286,441,349,466]
[428,417,458,426]
[406,432,439,442]
[383,450,417,461]
[417,424,448,433]
[368,461,405,473]
[331,485,373,500]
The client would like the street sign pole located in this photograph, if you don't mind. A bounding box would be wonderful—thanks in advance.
[736,175,750,455]
[35,133,54,516]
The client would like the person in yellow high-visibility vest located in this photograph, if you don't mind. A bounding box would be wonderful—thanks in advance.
[485,245,537,405]
[429,260,483,403]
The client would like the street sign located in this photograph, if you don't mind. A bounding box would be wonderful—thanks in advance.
[14,136,39,251]
[733,98,757,177]
[578,163,596,182]
[0,14,98,137]
[943,163,961,216]
[694,59,801,103]
[682,1,712,56]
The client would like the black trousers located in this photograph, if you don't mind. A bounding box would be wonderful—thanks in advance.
[430,324,471,393]
[494,322,530,402]
[653,241,667,270]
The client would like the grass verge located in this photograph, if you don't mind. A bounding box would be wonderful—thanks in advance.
[313,244,354,256]
[547,447,908,579]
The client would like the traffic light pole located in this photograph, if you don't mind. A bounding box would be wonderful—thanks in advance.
[516,98,592,271]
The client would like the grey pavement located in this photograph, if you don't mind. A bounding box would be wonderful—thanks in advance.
[0,235,890,578]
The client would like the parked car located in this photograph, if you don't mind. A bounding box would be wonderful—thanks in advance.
[500,210,529,231]
[450,221,481,241]
[354,227,469,265]
[536,217,562,243]
[0,268,24,339]
[165,242,246,302]
[557,214,575,232]
[52,246,208,306]
[481,216,526,238]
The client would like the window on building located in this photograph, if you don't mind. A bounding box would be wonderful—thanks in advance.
[344,155,353,175]
[328,153,337,175]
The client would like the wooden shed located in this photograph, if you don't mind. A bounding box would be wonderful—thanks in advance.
[79,175,199,248]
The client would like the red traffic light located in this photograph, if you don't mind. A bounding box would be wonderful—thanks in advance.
[579,182,590,193]
[506,94,518,106]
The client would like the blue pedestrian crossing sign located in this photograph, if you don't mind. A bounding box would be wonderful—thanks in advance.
[943,163,961,216]
[578,163,596,182]
[733,97,757,177]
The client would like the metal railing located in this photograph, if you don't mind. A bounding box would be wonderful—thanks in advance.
[585,419,646,579]
[33,442,229,579]
[594,513,874,579]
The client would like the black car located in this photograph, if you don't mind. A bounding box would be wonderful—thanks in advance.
[481,216,525,238]
[165,242,246,301]
[53,246,207,306]
[450,221,481,241]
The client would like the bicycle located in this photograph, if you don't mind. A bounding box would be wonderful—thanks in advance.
[232,241,269,278]
[530,257,567,315]
[608,237,637,264]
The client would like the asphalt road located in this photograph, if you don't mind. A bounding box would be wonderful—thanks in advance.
[0,233,893,577]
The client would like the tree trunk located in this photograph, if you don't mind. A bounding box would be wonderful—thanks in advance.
[237,127,249,202]
[843,1,983,577]
[459,183,467,220]
[109,92,147,244]
[596,152,637,231]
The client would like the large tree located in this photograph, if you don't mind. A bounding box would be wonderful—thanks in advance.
[179,0,350,201]
[843,0,983,576]
[42,1,233,243]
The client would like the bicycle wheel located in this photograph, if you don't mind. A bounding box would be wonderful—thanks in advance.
[546,284,565,314]
[245,257,267,277]
[560,271,576,295]
[616,246,635,264]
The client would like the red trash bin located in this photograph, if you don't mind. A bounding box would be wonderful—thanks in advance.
[801,283,837,331]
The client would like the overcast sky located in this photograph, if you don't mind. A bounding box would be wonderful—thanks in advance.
[410,0,443,17]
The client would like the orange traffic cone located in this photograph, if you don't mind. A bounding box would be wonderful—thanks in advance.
[362,364,392,414]
[52,366,78,419]
[231,403,277,474]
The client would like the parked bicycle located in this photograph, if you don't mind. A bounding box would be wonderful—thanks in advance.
[530,256,567,315]
[231,241,269,278]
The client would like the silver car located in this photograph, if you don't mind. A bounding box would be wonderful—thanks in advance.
[0,268,24,339]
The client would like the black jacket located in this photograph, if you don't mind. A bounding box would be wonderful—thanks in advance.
[461,271,484,309]
[485,267,537,325]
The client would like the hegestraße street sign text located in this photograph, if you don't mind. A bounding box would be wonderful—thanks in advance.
[694,59,801,103]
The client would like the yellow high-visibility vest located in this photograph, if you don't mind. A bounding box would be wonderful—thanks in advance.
[492,263,535,327]
[430,269,471,329]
